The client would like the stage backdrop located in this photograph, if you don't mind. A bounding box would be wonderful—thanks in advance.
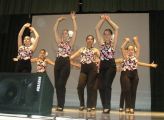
[32,13,150,110]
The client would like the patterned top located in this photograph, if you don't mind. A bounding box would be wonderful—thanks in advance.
[122,56,138,71]
[57,41,71,58]
[36,59,47,73]
[100,42,115,60]
[80,47,95,64]
[18,46,32,60]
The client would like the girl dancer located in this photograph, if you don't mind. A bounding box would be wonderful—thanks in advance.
[120,36,157,114]
[53,11,77,111]
[14,23,39,73]
[70,35,100,112]
[95,15,119,113]
[31,49,54,73]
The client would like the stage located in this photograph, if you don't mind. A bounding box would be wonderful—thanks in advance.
[0,108,164,120]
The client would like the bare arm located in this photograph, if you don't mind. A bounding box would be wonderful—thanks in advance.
[95,15,106,45]
[95,48,100,59]
[69,11,77,47]
[46,58,55,65]
[133,36,140,58]
[138,61,158,68]
[31,58,38,63]
[121,38,130,58]
[70,48,82,60]
[30,27,39,52]
[18,23,31,48]
[115,58,123,64]
[105,15,119,50]
[53,16,66,44]
[70,60,81,69]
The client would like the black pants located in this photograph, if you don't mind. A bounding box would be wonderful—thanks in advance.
[99,59,116,109]
[120,70,139,109]
[15,59,31,73]
[54,57,70,108]
[77,63,97,108]
[119,71,125,108]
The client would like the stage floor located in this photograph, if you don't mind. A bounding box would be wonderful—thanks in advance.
[0,108,164,120]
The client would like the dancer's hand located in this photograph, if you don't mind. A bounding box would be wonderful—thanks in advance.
[71,11,76,20]
[151,61,158,68]
[24,23,31,28]
[58,16,66,22]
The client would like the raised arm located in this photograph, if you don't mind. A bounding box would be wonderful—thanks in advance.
[105,15,119,50]
[18,23,31,48]
[69,11,77,47]
[53,16,66,44]
[121,38,130,58]
[95,15,106,45]
[138,61,158,68]
[133,36,140,58]
[29,27,39,52]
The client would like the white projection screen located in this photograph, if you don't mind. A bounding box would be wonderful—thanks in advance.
[32,13,150,110]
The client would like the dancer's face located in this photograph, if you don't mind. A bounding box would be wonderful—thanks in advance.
[86,36,94,47]
[103,30,112,42]
[62,30,69,41]
[24,36,31,46]
[39,50,46,59]
[128,45,135,56]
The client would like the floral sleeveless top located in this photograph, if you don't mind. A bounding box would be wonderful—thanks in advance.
[80,47,96,64]
[122,56,138,71]
[18,46,32,60]
[100,42,115,60]
[57,41,71,58]
[36,59,47,73]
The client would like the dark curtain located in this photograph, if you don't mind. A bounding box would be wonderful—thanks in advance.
[150,12,164,111]
[0,15,31,72]
[1,0,164,14]
[0,0,79,15]
[81,0,164,12]
[31,0,79,14]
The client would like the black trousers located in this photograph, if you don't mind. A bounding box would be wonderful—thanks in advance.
[119,71,125,108]
[15,59,31,73]
[54,57,70,108]
[99,59,116,109]
[77,63,97,108]
[120,70,139,109]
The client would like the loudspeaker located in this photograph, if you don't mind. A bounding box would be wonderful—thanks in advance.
[0,72,54,116]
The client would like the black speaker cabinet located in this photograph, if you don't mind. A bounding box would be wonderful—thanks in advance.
[0,72,54,116]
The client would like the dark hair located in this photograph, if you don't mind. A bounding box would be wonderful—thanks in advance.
[104,29,113,35]
[40,49,46,53]
[86,34,94,41]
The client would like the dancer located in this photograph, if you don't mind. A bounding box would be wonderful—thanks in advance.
[14,23,39,73]
[95,14,119,113]
[120,36,157,114]
[70,35,100,112]
[31,49,54,73]
[53,11,77,111]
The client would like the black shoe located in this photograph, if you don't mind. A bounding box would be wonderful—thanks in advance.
[56,107,63,111]
[103,109,110,114]
[79,106,85,111]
